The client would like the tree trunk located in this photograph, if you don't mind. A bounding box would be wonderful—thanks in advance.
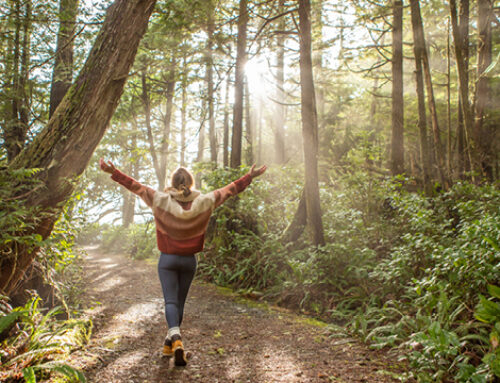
[298,0,325,246]
[282,189,307,243]
[122,135,138,228]
[456,0,470,178]
[244,78,254,164]
[141,70,162,187]
[411,0,448,187]
[391,0,404,176]
[410,0,431,193]
[222,69,231,167]
[206,3,217,165]
[230,0,248,168]
[49,0,79,118]
[1,0,158,296]
[475,0,494,180]
[449,0,479,178]
[274,0,286,164]
[5,0,31,162]
[159,58,176,190]
[180,53,188,167]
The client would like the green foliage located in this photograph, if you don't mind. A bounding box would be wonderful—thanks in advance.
[0,167,45,261]
[0,296,90,383]
[99,222,156,260]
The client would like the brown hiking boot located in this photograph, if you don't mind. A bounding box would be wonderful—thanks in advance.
[171,335,187,366]
[163,337,173,357]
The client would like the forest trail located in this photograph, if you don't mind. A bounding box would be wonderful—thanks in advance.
[73,248,407,382]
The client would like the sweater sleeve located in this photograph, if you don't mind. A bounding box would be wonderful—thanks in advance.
[213,173,252,208]
[110,169,155,208]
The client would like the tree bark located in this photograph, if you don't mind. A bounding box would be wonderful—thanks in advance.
[410,0,448,187]
[122,135,138,228]
[206,2,217,165]
[410,0,431,193]
[282,189,307,243]
[222,68,231,167]
[5,0,31,162]
[141,70,162,187]
[230,0,248,168]
[1,0,158,296]
[298,0,325,246]
[49,0,79,118]
[449,0,479,178]
[391,0,404,176]
[475,0,494,180]
[457,0,470,178]
[244,78,254,164]
[274,0,286,164]
[180,53,188,167]
[159,58,176,190]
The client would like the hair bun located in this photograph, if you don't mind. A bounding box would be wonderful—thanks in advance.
[180,184,191,197]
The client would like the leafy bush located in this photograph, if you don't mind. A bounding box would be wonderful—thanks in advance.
[0,295,90,383]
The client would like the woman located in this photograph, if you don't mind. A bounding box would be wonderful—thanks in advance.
[99,158,266,366]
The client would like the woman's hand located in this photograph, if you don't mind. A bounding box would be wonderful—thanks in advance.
[248,164,267,179]
[99,158,116,174]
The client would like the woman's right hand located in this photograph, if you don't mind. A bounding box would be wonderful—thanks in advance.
[99,158,116,174]
[248,164,267,179]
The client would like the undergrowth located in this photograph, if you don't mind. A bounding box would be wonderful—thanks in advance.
[85,164,499,382]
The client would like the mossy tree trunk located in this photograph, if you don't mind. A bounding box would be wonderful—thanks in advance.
[1,0,158,296]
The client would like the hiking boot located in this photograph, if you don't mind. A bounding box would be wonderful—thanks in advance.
[171,334,187,366]
[163,337,174,357]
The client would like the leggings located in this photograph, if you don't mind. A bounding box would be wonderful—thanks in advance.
[157,253,197,328]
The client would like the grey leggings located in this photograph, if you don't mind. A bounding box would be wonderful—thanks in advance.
[157,253,197,328]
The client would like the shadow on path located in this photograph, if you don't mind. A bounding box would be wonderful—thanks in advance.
[73,249,408,382]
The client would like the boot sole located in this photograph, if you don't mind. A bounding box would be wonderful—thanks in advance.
[174,347,187,366]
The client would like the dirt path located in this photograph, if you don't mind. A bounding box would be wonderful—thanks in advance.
[74,248,408,382]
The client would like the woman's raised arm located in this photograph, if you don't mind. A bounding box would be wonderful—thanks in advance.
[100,158,155,208]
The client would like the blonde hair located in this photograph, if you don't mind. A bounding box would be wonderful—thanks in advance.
[170,167,194,197]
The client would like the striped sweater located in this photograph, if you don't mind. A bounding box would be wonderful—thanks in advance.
[110,169,253,255]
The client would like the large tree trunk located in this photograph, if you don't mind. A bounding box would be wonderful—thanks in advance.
[410,0,448,187]
[159,58,176,190]
[391,0,404,176]
[49,0,79,118]
[230,0,248,168]
[475,0,494,180]
[298,0,325,246]
[274,0,286,164]
[1,0,158,296]
[409,0,431,193]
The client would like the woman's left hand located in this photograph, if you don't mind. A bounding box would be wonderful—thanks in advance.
[99,158,116,174]
[248,164,267,179]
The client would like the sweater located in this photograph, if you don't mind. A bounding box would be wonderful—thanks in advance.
[110,169,253,255]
